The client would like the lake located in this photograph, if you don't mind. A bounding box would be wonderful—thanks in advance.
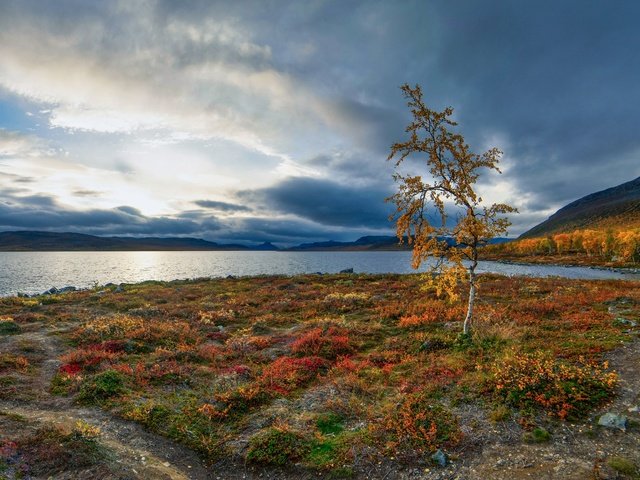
[0,250,638,296]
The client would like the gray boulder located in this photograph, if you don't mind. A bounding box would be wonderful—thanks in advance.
[598,413,628,431]
[431,449,448,467]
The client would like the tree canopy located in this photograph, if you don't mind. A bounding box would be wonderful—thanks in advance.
[387,84,516,334]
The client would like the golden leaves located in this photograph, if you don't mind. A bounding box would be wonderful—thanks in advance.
[387,84,516,307]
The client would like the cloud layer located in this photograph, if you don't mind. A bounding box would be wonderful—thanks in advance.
[0,0,638,244]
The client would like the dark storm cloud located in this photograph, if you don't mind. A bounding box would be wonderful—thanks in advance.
[411,1,640,209]
[0,193,215,236]
[214,216,387,246]
[247,0,640,227]
[194,200,251,212]
[239,177,394,229]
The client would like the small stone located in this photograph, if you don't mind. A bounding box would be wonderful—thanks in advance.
[615,317,638,327]
[598,413,628,431]
[162,462,170,467]
[628,405,639,414]
[431,449,448,467]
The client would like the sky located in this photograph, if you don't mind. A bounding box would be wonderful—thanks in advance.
[0,0,639,246]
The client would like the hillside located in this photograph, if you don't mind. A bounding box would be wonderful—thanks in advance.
[0,231,249,251]
[521,176,640,238]
[287,235,511,251]
[287,235,408,251]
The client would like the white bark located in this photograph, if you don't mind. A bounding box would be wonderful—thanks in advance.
[463,268,476,335]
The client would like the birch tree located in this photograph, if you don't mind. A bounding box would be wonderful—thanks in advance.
[387,84,516,335]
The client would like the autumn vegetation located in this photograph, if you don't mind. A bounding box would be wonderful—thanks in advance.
[486,228,640,265]
[1,273,638,477]
[387,84,516,336]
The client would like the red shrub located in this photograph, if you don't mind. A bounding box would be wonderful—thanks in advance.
[291,326,352,359]
[332,356,373,374]
[259,356,328,395]
[60,347,121,371]
[198,344,223,363]
[87,340,126,353]
[58,363,82,376]
[223,364,252,376]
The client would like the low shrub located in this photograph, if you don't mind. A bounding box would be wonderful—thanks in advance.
[488,351,617,419]
[259,356,328,395]
[4,424,105,476]
[291,326,352,359]
[382,393,461,453]
[523,427,551,443]
[606,456,637,476]
[0,319,20,335]
[77,370,128,404]
[316,413,345,436]
[247,426,311,466]
[0,354,29,373]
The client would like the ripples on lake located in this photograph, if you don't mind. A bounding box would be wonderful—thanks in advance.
[0,251,638,296]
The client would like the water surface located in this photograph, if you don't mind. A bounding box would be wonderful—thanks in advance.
[0,250,638,296]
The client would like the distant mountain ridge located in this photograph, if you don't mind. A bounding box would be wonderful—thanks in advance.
[0,231,512,252]
[521,176,640,238]
[286,235,409,251]
[0,231,249,251]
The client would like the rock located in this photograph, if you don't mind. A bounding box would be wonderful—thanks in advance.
[596,463,619,480]
[339,268,354,274]
[114,285,124,293]
[43,287,58,295]
[58,286,77,294]
[431,449,448,467]
[627,405,639,414]
[598,413,628,431]
[419,338,448,352]
[615,317,638,327]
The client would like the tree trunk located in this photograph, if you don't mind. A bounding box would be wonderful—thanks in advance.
[463,267,476,335]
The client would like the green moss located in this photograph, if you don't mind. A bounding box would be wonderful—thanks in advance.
[12,425,107,476]
[489,405,511,423]
[607,456,637,476]
[523,427,551,443]
[316,413,344,436]
[77,370,127,404]
[0,320,20,335]
[247,427,311,466]
[50,373,75,396]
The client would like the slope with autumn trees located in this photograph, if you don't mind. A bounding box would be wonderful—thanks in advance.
[521,176,640,238]
[485,176,640,265]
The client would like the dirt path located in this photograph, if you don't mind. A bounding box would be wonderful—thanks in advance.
[0,322,211,480]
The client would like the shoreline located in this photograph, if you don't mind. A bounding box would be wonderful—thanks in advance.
[5,261,640,299]
[487,258,640,276]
